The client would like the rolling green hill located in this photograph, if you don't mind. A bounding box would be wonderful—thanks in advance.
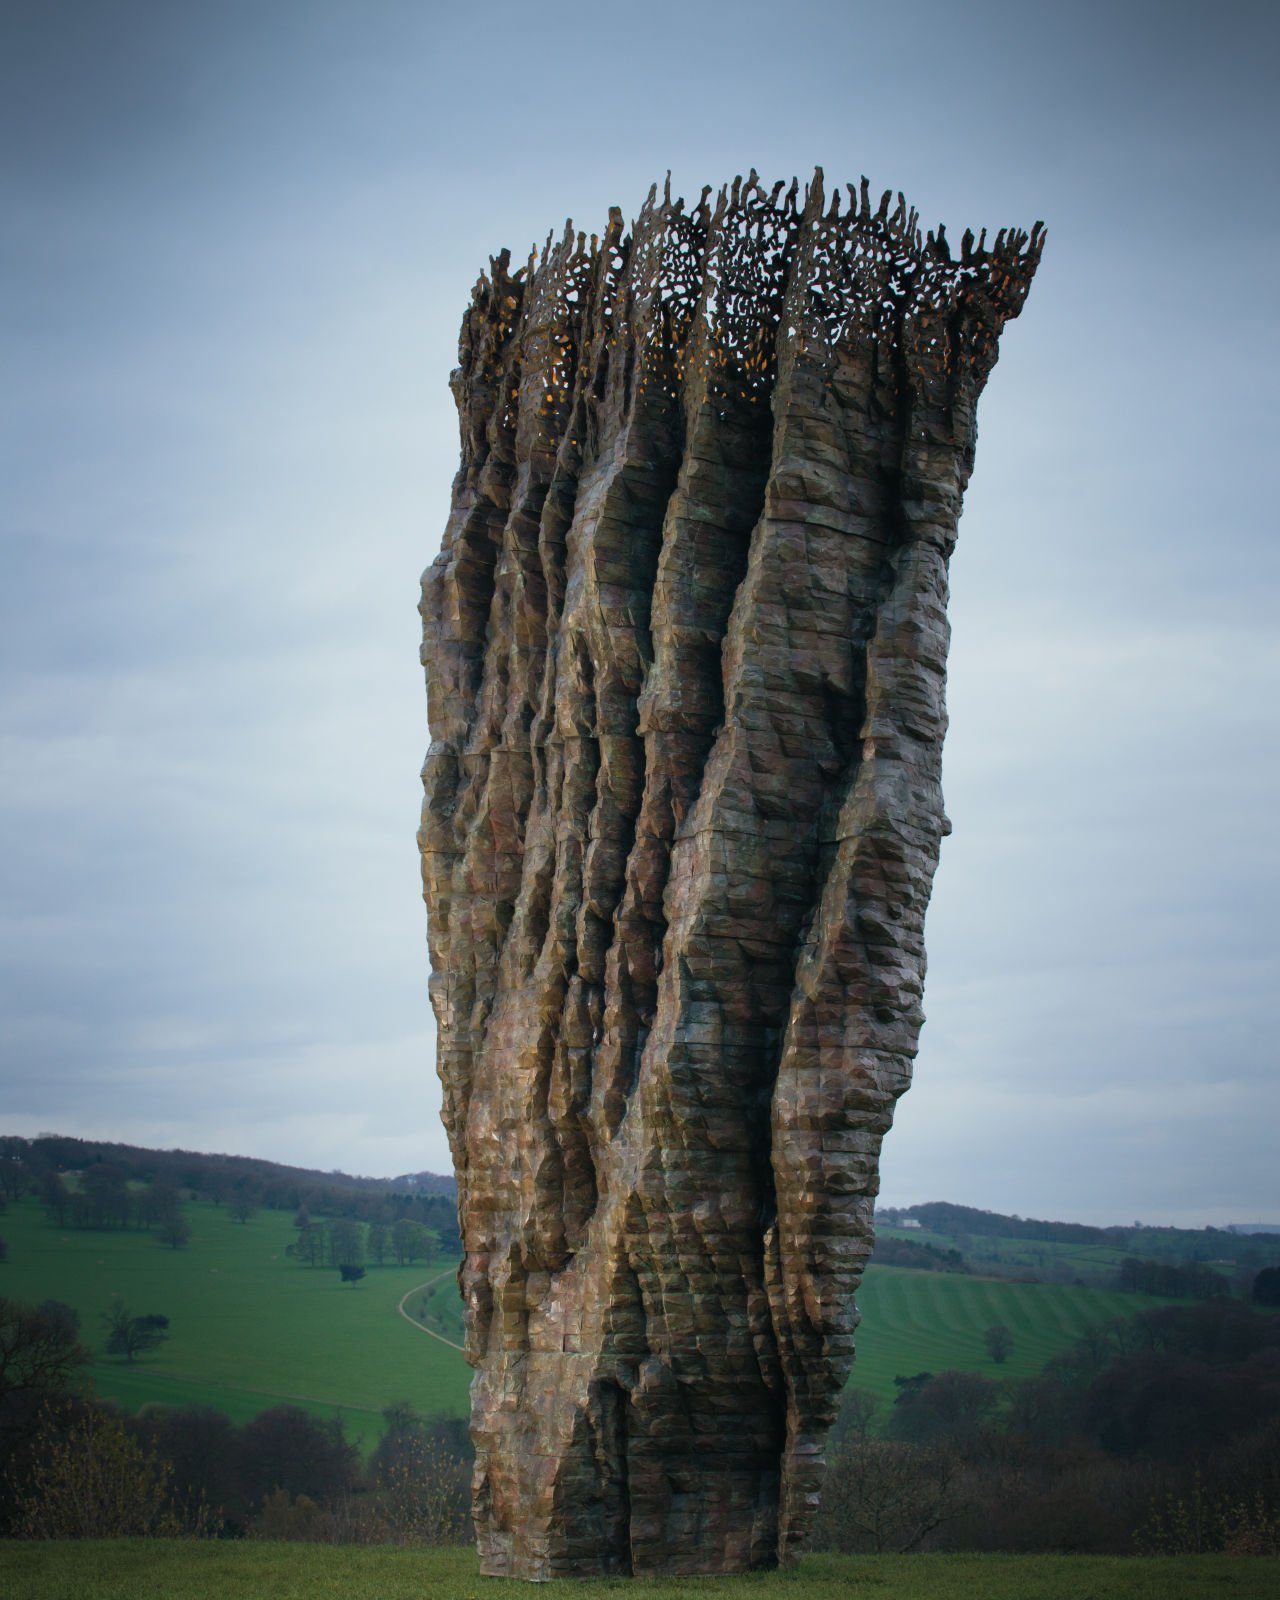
[877,1222,1133,1280]
[874,1201,1276,1284]
[849,1268,1161,1409]
[0,1197,1171,1448]
[0,1199,469,1450]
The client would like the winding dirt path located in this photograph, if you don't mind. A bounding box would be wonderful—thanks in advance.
[396,1265,466,1354]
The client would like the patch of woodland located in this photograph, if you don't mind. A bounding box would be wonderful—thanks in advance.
[0,1326,470,1543]
[880,1201,1280,1266]
[0,1134,460,1256]
[5,1285,1279,1553]
[870,1236,970,1273]
[876,1202,1280,1296]
[1,1286,470,1543]
[814,1299,1280,1556]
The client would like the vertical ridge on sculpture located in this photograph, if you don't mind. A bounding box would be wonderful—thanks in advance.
[420,171,1042,1579]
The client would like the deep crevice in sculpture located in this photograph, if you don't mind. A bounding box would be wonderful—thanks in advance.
[421,170,1042,1579]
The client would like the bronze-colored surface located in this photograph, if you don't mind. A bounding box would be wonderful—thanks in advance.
[420,172,1041,1578]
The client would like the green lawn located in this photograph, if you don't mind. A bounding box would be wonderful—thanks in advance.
[2,1544,1278,1600]
[1,1199,1165,1449]
[0,1200,470,1450]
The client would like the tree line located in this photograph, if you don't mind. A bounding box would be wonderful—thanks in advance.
[870,1236,969,1273]
[286,1214,439,1270]
[877,1200,1280,1276]
[3,1286,1277,1552]
[887,1201,1110,1247]
[872,1204,1280,1302]
[1116,1256,1230,1300]
[870,1233,1249,1304]
[0,1136,461,1255]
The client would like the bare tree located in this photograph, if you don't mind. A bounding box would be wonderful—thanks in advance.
[984,1324,1015,1364]
[814,1438,963,1553]
[0,1297,92,1418]
[156,1214,192,1250]
[102,1297,169,1364]
[830,1386,879,1445]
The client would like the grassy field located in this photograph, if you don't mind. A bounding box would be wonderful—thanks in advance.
[849,1268,1158,1410]
[2,1543,1278,1600]
[0,1199,469,1450]
[0,1199,1165,1447]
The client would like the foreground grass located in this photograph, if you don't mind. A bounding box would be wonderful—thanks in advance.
[2,1544,1279,1600]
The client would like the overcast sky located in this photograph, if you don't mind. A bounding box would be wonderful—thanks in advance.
[3,0,1276,1226]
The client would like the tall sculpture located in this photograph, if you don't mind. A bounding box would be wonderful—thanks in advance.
[420,171,1042,1579]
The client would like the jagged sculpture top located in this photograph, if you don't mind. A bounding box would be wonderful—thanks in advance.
[420,170,1042,1579]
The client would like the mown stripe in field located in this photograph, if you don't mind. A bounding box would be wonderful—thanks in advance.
[849,1267,1164,1410]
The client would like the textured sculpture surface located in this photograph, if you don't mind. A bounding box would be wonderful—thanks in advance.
[419,171,1041,1579]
